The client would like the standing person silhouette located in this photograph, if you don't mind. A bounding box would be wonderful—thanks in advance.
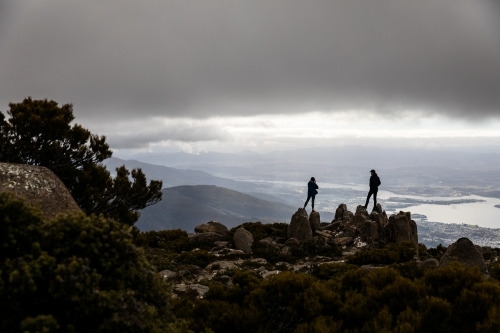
[304,177,319,212]
[365,170,381,210]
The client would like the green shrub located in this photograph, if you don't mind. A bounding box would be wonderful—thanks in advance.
[427,244,448,260]
[347,242,416,266]
[228,222,288,241]
[293,239,342,259]
[308,263,359,281]
[135,229,190,251]
[252,241,290,264]
[0,193,181,333]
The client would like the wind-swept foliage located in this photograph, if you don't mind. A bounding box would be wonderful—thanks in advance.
[0,97,162,224]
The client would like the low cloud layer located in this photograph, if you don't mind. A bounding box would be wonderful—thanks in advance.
[0,0,499,123]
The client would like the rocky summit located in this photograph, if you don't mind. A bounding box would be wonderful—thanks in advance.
[0,162,81,219]
[163,203,495,299]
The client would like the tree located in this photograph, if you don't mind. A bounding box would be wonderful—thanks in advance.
[0,192,184,333]
[0,97,162,225]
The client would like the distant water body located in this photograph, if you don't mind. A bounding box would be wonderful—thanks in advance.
[250,180,500,229]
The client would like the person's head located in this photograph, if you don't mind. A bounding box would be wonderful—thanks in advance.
[310,177,316,182]
[370,169,376,175]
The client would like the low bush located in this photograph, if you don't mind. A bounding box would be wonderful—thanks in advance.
[228,222,288,241]
[347,242,416,266]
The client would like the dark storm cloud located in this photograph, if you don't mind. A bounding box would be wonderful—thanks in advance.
[0,0,499,121]
[106,123,232,149]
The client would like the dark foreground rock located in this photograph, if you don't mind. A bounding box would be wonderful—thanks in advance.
[440,237,487,272]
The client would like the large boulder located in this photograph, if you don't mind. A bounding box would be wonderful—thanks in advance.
[188,232,225,243]
[288,208,313,241]
[309,211,321,232]
[360,220,379,244]
[333,203,353,222]
[0,162,81,219]
[233,228,254,253]
[440,237,487,272]
[386,211,418,247]
[194,221,229,235]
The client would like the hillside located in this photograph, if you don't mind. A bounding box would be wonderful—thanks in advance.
[103,157,261,193]
[136,185,298,231]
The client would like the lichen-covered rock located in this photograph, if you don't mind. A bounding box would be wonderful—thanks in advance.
[440,237,487,272]
[0,162,81,219]
[233,228,254,253]
[288,208,313,241]
[309,211,321,232]
[194,221,229,235]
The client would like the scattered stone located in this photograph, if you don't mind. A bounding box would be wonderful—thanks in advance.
[212,248,245,257]
[314,230,332,239]
[284,238,301,248]
[188,284,210,297]
[309,211,321,232]
[233,228,254,253]
[217,275,232,285]
[214,241,230,248]
[258,237,275,246]
[421,258,439,268]
[280,246,292,256]
[194,221,229,235]
[275,262,293,270]
[159,270,176,279]
[334,237,354,247]
[321,221,343,232]
[249,258,268,265]
[440,237,487,272]
[262,270,281,278]
[206,261,237,271]
[288,208,313,241]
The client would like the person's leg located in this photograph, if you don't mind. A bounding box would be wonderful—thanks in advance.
[365,189,373,209]
[304,194,311,208]
[312,195,315,210]
[373,190,378,208]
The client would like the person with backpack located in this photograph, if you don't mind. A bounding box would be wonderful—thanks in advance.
[364,169,381,210]
[304,177,319,211]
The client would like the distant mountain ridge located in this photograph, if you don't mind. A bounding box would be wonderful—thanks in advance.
[103,157,261,193]
[136,185,298,232]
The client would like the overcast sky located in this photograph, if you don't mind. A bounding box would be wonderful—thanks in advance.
[1,0,499,154]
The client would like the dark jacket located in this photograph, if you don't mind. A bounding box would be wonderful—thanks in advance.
[369,174,381,190]
[308,181,319,196]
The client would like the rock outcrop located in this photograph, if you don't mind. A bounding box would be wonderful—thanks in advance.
[309,211,321,232]
[0,162,81,219]
[287,208,313,241]
[386,211,418,247]
[439,237,487,272]
[194,221,229,235]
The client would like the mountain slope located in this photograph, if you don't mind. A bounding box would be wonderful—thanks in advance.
[103,157,260,192]
[136,185,296,231]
